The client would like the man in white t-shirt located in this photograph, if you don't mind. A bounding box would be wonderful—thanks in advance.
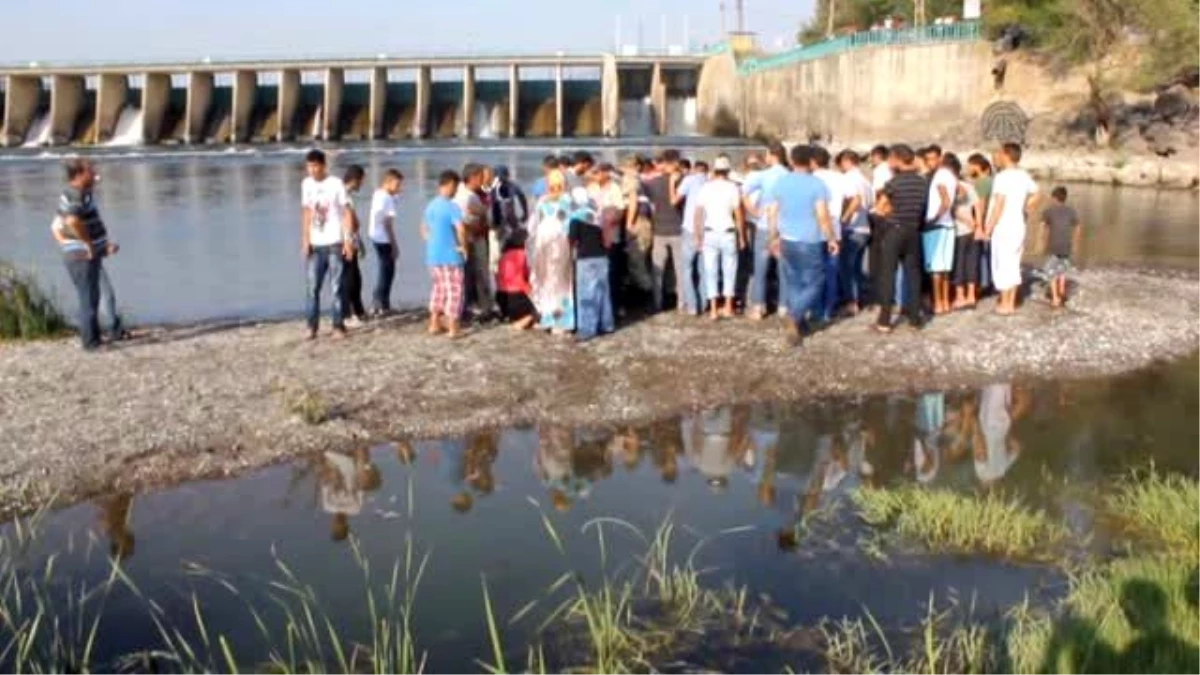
[810,146,854,321]
[983,142,1039,315]
[836,150,874,313]
[870,145,894,194]
[694,155,746,320]
[676,160,709,315]
[301,149,354,339]
[454,163,495,317]
[368,168,404,315]
[923,154,958,315]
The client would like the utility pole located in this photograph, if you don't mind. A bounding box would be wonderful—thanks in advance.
[826,0,836,36]
[736,0,745,32]
[914,0,927,26]
[720,0,727,36]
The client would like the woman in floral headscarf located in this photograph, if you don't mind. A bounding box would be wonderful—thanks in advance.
[529,169,575,333]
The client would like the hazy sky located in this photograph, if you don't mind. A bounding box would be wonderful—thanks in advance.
[2,0,816,63]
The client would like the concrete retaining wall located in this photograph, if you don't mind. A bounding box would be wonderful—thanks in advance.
[736,41,993,143]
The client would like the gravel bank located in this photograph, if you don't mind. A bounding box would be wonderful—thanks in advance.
[1,268,1196,516]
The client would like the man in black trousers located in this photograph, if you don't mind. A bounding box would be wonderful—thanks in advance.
[872,144,927,333]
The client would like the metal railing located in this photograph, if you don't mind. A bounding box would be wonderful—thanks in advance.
[738,20,982,75]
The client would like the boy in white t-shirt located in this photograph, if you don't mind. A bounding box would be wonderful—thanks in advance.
[368,169,404,315]
[301,149,354,339]
[983,143,1039,315]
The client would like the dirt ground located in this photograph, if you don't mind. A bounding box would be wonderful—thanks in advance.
[0,268,1196,517]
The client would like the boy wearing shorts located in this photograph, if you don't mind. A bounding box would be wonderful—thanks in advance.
[1040,186,1082,308]
[422,171,467,338]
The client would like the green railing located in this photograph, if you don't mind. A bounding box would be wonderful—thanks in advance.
[738,20,982,75]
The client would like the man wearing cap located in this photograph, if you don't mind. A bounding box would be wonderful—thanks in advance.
[55,159,122,350]
[694,155,745,320]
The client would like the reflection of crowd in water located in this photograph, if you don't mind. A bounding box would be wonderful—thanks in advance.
[94,383,1034,555]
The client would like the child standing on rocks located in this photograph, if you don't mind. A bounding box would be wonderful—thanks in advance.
[1039,186,1082,308]
[422,170,468,338]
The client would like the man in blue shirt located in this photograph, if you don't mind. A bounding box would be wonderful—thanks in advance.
[742,143,790,319]
[422,170,467,338]
[529,155,559,200]
[765,144,839,346]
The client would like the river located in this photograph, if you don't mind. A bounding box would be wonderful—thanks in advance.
[0,142,1196,324]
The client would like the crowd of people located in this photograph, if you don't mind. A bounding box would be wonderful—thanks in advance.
[53,139,1082,351]
[295,138,1076,346]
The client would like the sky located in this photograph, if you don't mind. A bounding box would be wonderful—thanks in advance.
[1,0,817,64]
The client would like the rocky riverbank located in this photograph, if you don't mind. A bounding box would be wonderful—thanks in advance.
[0,268,1196,517]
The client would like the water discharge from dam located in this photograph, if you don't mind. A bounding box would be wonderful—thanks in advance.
[619,98,653,137]
[470,100,500,140]
[22,113,51,147]
[106,105,144,147]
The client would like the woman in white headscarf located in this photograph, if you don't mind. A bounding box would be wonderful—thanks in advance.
[529,170,575,333]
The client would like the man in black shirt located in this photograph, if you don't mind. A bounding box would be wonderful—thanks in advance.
[644,149,686,312]
[873,144,927,332]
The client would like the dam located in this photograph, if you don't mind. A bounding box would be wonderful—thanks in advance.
[0,53,705,147]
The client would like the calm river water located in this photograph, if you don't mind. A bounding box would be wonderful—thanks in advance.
[0,142,1196,324]
[0,143,1197,671]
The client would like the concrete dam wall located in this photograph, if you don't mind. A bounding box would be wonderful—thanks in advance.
[0,54,703,147]
[697,41,996,144]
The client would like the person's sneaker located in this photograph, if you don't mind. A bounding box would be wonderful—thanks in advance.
[345,316,365,329]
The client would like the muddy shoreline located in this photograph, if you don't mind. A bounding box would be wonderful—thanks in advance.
[1,268,1196,518]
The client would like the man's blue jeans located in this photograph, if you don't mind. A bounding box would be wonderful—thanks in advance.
[65,255,102,349]
[372,242,396,312]
[702,231,738,300]
[839,231,870,308]
[821,247,840,321]
[680,233,706,314]
[779,240,826,331]
[747,226,772,310]
[307,244,346,332]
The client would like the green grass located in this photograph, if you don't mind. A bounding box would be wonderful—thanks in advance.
[283,385,330,426]
[852,485,1069,560]
[0,261,69,341]
[821,598,1001,674]
[1103,468,1199,560]
[1007,555,1200,674]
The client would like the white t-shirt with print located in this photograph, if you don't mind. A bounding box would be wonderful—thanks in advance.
[695,179,742,233]
[814,169,849,237]
[988,168,1038,232]
[925,167,958,228]
[368,189,398,245]
[301,176,350,247]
